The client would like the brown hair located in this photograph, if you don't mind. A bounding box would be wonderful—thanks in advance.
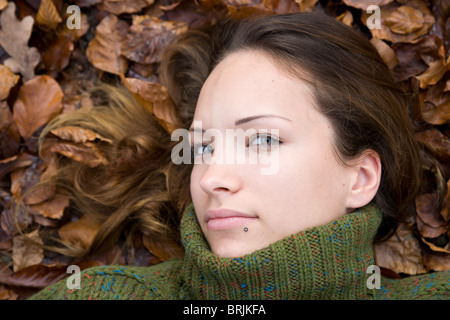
[23,11,431,259]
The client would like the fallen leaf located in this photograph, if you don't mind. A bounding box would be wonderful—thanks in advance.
[99,0,155,15]
[442,179,450,222]
[0,153,33,181]
[0,285,19,300]
[415,129,450,161]
[391,35,442,82]
[0,65,20,101]
[30,194,69,220]
[121,76,182,133]
[420,82,450,125]
[58,215,102,250]
[415,193,447,239]
[422,250,450,272]
[416,56,450,89]
[343,0,393,10]
[361,0,435,44]
[50,126,113,144]
[336,10,353,27]
[0,264,68,289]
[421,236,450,254]
[293,0,316,12]
[36,0,63,30]
[12,75,63,141]
[86,14,129,75]
[121,15,188,65]
[0,101,21,159]
[0,196,34,236]
[12,230,44,272]
[385,6,424,34]
[48,141,110,167]
[0,2,41,81]
[43,35,75,78]
[370,38,398,70]
[10,157,55,205]
[374,223,427,275]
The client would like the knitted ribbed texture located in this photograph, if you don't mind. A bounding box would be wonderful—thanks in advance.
[29,203,449,300]
[178,203,382,299]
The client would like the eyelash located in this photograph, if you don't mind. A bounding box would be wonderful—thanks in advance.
[190,133,282,157]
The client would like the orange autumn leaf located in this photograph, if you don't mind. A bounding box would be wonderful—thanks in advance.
[86,14,129,75]
[36,0,63,30]
[12,75,63,141]
[121,75,182,134]
[58,215,102,250]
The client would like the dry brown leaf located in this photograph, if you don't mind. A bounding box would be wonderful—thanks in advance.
[12,75,64,141]
[30,194,69,220]
[121,15,188,65]
[416,56,450,89]
[10,157,56,205]
[12,230,44,272]
[0,264,68,289]
[294,0,317,12]
[385,6,424,34]
[0,2,41,81]
[415,129,450,162]
[441,179,450,222]
[391,35,442,82]
[0,153,33,181]
[57,11,90,41]
[336,10,353,27]
[421,237,450,254]
[99,0,155,15]
[0,101,20,159]
[415,193,447,239]
[370,38,398,70]
[50,126,113,144]
[49,141,110,167]
[342,0,393,10]
[420,95,450,126]
[43,35,75,78]
[58,215,102,250]
[422,250,450,272]
[0,64,20,101]
[0,285,19,300]
[121,76,182,134]
[86,14,129,75]
[361,0,435,44]
[374,223,427,275]
[36,0,63,30]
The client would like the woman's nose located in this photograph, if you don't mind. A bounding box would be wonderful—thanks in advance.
[199,160,242,196]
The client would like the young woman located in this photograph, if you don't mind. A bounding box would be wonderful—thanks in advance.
[30,12,448,299]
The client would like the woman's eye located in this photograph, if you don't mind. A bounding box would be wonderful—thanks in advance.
[191,143,214,156]
[248,134,281,150]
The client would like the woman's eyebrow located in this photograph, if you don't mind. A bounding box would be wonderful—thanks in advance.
[234,114,292,125]
[188,114,292,132]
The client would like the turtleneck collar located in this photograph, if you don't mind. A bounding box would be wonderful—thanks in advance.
[179,203,383,300]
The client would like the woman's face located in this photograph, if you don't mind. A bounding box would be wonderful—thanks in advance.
[189,50,357,258]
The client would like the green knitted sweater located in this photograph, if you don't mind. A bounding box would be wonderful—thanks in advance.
[31,203,449,300]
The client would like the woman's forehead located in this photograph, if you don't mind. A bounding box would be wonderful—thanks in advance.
[193,50,316,126]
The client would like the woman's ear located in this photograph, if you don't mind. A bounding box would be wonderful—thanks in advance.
[345,150,382,211]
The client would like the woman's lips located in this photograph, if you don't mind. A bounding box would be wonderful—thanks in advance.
[205,208,257,231]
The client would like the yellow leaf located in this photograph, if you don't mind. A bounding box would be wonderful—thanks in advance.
[0,64,19,100]
[36,0,63,30]
[12,230,44,272]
